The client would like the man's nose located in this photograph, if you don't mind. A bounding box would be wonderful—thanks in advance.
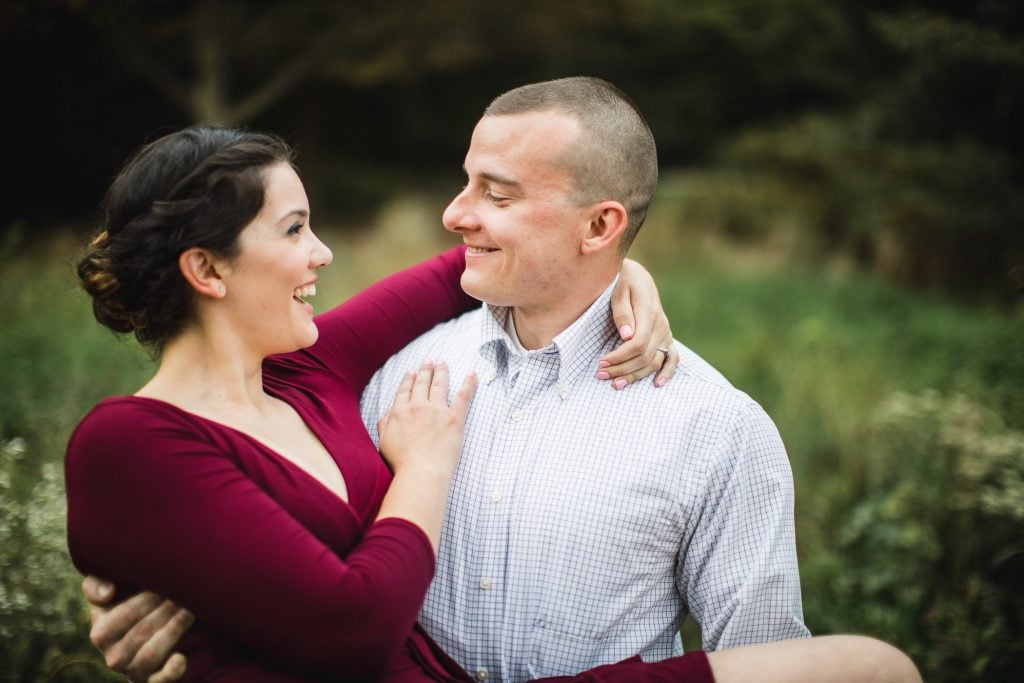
[443,189,479,234]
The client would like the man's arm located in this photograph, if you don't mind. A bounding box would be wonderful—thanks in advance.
[81,577,192,682]
[678,400,811,649]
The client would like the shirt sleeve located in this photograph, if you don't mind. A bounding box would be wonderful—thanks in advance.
[676,401,811,649]
[65,402,435,680]
[295,245,476,392]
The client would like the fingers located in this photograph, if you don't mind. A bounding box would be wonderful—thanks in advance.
[429,361,450,403]
[391,370,416,405]
[148,653,188,683]
[411,361,434,402]
[90,590,162,654]
[597,337,677,389]
[388,362,475,418]
[603,259,676,388]
[450,371,478,421]
[653,344,679,387]
[395,361,452,404]
[93,592,186,677]
[599,334,649,368]
[82,575,116,606]
[125,604,194,682]
[610,281,637,341]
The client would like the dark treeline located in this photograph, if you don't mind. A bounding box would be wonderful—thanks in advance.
[3,0,1022,299]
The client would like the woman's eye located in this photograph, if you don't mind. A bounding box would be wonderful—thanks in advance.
[287,222,303,235]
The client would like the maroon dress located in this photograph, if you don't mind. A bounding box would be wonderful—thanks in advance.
[65,248,713,682]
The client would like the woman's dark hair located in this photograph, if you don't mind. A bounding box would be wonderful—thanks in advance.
[77,125,295,351]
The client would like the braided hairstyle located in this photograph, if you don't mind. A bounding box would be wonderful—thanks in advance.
[77,125,294,351]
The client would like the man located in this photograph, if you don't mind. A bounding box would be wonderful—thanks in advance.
[84,77,809,681]
[360,77,808,682]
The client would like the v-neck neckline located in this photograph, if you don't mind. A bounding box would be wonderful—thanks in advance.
[120,394,354,510]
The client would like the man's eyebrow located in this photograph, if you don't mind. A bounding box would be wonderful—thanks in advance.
[465,166,523,191]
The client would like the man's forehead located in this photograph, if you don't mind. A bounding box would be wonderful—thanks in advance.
[465,112,579,181]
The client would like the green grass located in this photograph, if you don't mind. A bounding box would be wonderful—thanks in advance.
[1,221,1021,681]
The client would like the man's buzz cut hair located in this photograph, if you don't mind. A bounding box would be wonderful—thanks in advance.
[484,76,658,251]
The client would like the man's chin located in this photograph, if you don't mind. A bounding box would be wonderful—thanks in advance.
[461,274,492,303]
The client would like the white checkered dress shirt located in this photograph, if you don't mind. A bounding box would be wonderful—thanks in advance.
[361,281,809,683]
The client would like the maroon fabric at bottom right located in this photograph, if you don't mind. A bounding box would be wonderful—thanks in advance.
[537,651,714,683]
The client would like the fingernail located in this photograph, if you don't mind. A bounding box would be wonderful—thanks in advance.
[613,378,627,390]
[596,371,610,380]
[619,324,633,339]
[598,360,610,368]
[97,581,113,598]
[655,377,666,388]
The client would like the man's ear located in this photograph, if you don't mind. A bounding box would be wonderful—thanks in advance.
[580,201,629,255]
[179,248,227,299]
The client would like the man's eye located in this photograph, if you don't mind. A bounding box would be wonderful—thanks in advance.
[486,192,509,203]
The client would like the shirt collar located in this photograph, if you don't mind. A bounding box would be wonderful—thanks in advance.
[476,277,620,390]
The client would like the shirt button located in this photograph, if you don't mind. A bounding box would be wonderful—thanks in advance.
[476,667,489,681]
[479,577,491,590]
[491,491,503,503]
[558,381,570,398]
[510,410,523,422]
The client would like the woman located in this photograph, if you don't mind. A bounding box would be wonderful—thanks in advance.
[66,126,920,682]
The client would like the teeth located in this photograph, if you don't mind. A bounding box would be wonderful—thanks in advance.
[467,247,496,254]
[294,284,317,299]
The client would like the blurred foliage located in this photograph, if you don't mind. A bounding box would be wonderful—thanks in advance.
[1,439,117,682]
[0,233,148,682]
[810,390,1024,679]
[698,4,1024,299]
[4,0,1020,301]
[649,259,1024,682]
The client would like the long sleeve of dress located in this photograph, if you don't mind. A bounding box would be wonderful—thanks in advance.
[67,399,432,680]
[296,245,476,391]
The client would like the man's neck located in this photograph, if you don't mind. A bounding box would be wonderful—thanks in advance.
[508,275,616,350]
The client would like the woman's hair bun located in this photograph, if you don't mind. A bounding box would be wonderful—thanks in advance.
[77,229,139,334]
[77,125,294,349]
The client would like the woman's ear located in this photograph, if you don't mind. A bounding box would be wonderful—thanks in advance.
[179,248,227,299]
[580,201,629,255]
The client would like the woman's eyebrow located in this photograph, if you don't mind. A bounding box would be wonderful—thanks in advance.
[276,208,309,223]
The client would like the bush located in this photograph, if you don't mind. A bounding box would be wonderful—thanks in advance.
[0,437,117,682]
[805,390,1024,681]
[0,232,146,682]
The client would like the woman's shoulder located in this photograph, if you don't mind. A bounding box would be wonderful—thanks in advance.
[67,396,210,460]
[75,395,189,429]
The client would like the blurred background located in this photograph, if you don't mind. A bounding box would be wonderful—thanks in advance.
[1,0,1022,680]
